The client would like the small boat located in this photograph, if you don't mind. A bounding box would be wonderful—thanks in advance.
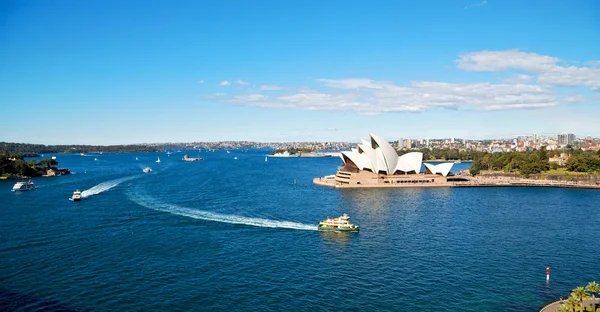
[156,157,161,163]
[318,213,359,232]
[454,159,462,164]
[72,190,82,201]
[234,157,238,160]
[265,156,268,162]
[94,158,98,161]
[135,157,139,161]
[182,155,203,161]
[143,167,152,173]
[12,180,35,192]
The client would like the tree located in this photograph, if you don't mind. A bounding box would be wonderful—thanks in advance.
[37,158,58,169]
[571,286,590,311]
[564,295,580,312]
[586,281,600,312]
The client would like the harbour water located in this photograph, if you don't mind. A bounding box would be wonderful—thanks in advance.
[1,150,599,311]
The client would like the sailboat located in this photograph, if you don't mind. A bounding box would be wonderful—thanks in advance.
[135,157,138,161]
[265,156,268,162]
[156,157,161,163]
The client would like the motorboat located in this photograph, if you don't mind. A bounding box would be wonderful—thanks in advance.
[156,157,161,163]
[143,167,152,173]
[72,190,82,201]
[318,213,359,232]
[12,180,35,191]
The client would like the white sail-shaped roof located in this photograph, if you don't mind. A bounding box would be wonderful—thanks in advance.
[395,152,423,174]
[359,140,377,172]
[340,134,425,176]
[370,134,398,174]
[424,163,454,177]
[341,150,363,170]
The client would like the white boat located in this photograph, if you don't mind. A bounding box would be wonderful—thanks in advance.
[12,180,35,191]
[234,157,238,160]
[454,159,462,164]
[135,157,139,161]
[72,190,82,201]
[143,167,152,173]
[94,158,98,161]
[265,156,268,162]
[156,157,161,163]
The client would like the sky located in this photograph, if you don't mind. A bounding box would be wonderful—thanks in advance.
[1,0,599,144]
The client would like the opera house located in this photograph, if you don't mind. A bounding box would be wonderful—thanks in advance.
[314,134,464,188]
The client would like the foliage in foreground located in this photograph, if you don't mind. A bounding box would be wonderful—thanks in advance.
[556,281,600,312]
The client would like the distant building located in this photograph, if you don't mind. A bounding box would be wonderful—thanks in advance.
[558,133,576,146]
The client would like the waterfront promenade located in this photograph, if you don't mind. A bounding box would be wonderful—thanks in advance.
[540,298,599,312]
[314,174,600,189]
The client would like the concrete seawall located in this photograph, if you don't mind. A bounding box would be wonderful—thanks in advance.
[314,175,600,190]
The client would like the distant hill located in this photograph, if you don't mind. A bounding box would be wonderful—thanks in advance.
[0,142,160,156]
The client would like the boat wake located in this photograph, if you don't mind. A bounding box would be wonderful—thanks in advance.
[129,193,317,231]
[81,175,139,198]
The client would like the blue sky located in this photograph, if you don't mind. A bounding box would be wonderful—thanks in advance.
[1,0,599,144]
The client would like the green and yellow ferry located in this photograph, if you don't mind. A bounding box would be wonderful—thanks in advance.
[318,213,359,232]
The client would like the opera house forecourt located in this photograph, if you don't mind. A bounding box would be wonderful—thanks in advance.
[314,134,465,188]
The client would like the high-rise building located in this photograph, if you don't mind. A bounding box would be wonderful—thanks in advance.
[557,133,576,146]
[404,139,412,149]
[397,137,403,149]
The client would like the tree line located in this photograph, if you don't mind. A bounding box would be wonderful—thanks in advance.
[0,142,160,156]
[468,148,600,176]
[0,153,61,178]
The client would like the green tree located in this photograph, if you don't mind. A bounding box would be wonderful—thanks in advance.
[37,158,58,169]
[586,281,600,312]
[564,295,580,312]
[572,286,590,312]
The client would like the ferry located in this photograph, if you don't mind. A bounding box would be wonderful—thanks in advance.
[12,180,35,191]
[318,213,359,232]
[72,190,82,201]
[143,167,152,173]
[182,155,203,161]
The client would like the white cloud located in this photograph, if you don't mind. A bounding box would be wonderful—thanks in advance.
[198,80,204,84]
[563,95,585,103]
[456,49,600,90]
[259,85,284,91]
[206,92,226,99]
[464,0,487,9]
[216,50,594,114]
[317,78,394,89]
[456,49,558,72]
[235,79,250,85]
[219,80,230,86]
[221,79,558,113]
[502,74,533,83]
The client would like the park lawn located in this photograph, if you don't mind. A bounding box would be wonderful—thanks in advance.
[542,168,593,175]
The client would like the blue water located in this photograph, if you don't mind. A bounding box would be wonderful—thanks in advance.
[1,150,599,311]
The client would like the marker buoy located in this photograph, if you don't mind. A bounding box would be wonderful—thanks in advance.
[546,267,550,281]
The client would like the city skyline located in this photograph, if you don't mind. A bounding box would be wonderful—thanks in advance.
[1,0,599,145]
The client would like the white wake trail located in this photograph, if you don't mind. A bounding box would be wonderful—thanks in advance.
[129,195,317,231]
[81,175,139,198]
